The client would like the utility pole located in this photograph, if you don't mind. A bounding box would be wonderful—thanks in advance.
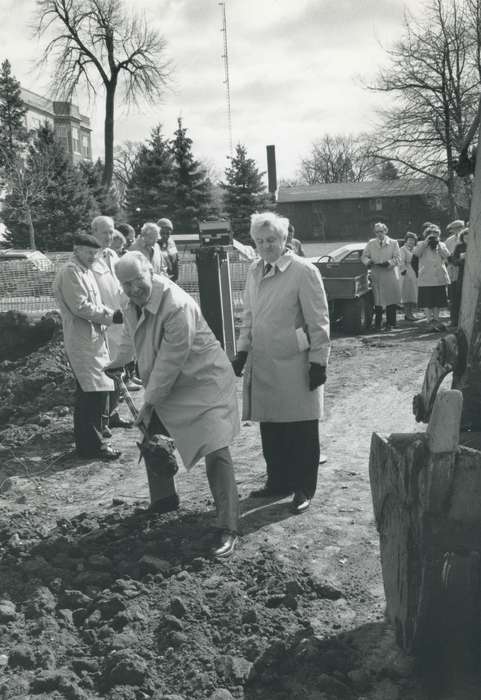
[219,2,233,155]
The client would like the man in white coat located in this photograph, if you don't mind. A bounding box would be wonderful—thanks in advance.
[231,212,330,515]
[361,222,401,331]
[109,251,240,558]
[53,233,123,461]
[91,215,135,433]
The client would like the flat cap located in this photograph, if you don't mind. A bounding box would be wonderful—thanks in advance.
[446,219,465,231]
[157,218,173,230]
[73,232,102,248]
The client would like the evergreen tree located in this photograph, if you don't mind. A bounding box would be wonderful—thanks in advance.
[125,125,175,230]
[221,144,268,242]
[3,124,97,250]
[78,158,120,217]
[0,59,29,169]
[378,160,399,181]
[171,118,211,234]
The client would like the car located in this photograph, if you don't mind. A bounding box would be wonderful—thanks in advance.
[308,243,374,334]
[310,242,366,265]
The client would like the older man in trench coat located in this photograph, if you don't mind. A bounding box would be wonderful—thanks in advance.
[232,211,331,515]
[53,233,123,461]
[361,222,401,331]
[109,251,241,558]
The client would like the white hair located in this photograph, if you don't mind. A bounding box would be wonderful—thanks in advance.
[250,211,289,241]
[373,222,388,234]
[141,222,160,237]
[91,215,114,233]
[115,250,152,277]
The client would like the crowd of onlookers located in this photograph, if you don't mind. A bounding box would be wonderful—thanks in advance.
[361,219,468,333]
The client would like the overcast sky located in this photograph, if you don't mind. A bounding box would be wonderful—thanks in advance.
[1,0,424,182]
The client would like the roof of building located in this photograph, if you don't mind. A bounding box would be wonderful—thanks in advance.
[277,179,443,203]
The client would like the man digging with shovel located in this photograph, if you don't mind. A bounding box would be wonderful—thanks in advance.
[107,251,240,559]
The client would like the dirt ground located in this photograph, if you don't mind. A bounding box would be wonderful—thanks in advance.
[0,313,472,699]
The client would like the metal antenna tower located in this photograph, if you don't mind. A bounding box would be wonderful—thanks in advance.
[219,2,233,155]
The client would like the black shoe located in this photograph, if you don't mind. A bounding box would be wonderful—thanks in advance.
[98,446,122,461]
[148,494,180,514]
[250,485,292,498]
[290,492,311,515]
[211,531,238,559]
[109,414,134,429]
[103,426,112,438]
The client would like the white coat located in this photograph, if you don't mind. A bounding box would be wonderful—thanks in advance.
[361,236,402,307]
[53,254,114,392]
[237,251,330,423]
[91,248,124,356]
[112,275,240,469]
[398,245,418,304]
[413,239,450,287]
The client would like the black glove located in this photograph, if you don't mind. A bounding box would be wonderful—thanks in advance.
[231,351,248,377]
[309,363,326,390]
[379,261,390,268]
[112,309,123,324]
[401,270,407,276]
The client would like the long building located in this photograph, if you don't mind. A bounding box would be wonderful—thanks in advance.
[21,87,92,163]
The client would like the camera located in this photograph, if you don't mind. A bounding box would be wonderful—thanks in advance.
[428,236,438,250]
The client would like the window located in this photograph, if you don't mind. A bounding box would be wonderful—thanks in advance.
[72,126,80,153]
[81,133,90,158]
[369,198,383,211]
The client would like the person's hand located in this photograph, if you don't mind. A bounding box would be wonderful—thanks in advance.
[112,309,123,324]
[231,351,248,377]
[401,270,407,276]
[135,403,154,432]
[379,261,390,268]
[309,363,327,390]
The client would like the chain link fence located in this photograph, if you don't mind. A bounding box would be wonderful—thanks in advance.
[0,249,251,315]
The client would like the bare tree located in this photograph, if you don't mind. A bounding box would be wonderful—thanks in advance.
[113,139,141,206]
[368,0,481,216]
[299,134,376,185]
[36,0,170,190]
[0,147,56,249]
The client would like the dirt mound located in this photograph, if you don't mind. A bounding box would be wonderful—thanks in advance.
[0,312,74,446]
[0,501,420,700]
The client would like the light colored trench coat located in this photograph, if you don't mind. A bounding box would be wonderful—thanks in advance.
[113,275,240,469]
[91,248,124,355]
[398,245,418,304]
[361,236,402,307]
[413,239,450,287]
[237,251,330,423]
[53,254,114,392]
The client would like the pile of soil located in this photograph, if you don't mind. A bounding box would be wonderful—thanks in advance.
[0,501,418,700]
[0,312,74,450]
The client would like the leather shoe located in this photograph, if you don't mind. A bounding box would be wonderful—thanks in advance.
[250,485,292,498]
[109,414,134,429]
[290,492,310,515]
[98,446,122,461]
[211,531,238,559]
[148,494,180,514]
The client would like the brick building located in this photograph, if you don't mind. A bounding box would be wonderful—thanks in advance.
[277,179,453,242]
[21,88,92,163]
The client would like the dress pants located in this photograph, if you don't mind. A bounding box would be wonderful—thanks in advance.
[260,420,320,498]
[149,413,239,532]
[374,304,397,328]
[74,381,108,456]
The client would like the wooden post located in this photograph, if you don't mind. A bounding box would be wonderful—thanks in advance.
[453,101,481,429]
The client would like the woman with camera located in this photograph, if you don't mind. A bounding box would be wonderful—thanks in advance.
[413,224,450,332]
